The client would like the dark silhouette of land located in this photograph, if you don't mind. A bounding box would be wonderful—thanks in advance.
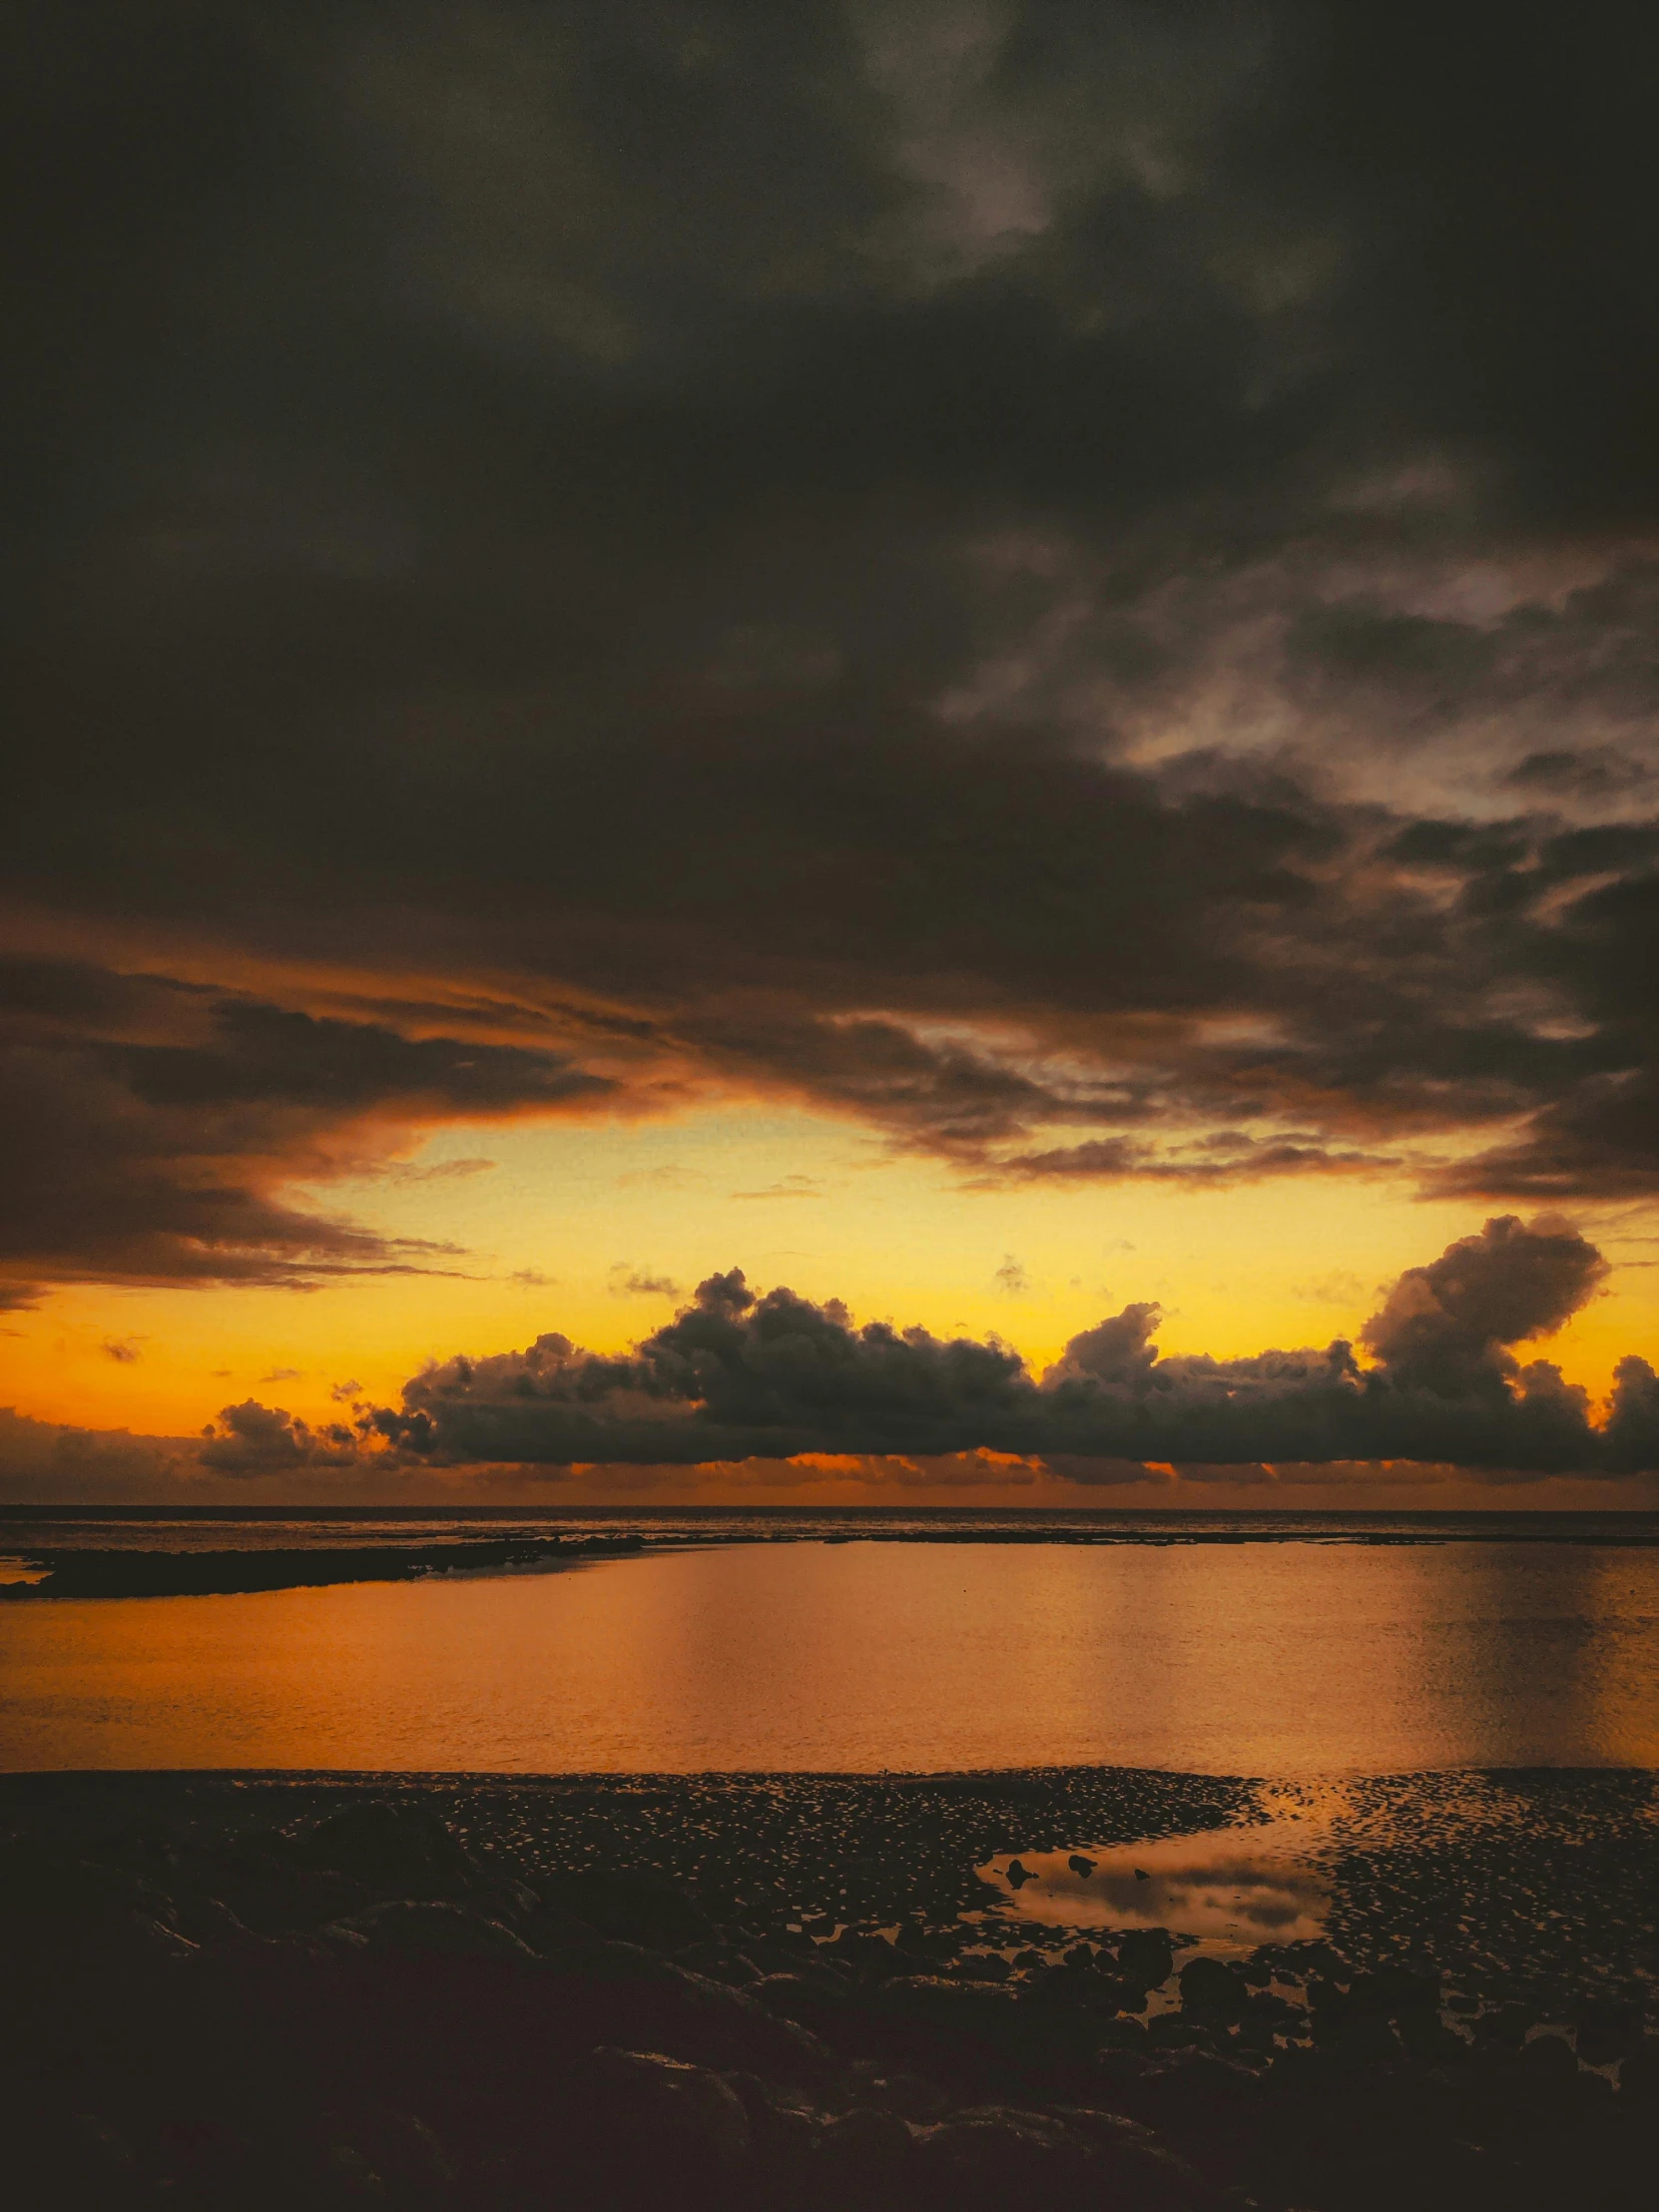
[1,1532,643,1600]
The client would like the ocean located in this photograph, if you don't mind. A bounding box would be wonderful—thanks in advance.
[3,1511,1657,1773]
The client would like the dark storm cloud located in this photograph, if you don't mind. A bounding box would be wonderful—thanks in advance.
[0,959,612,1300]
[997,1133,1400,1182]
[3,0,1659,1266]
[348,1220,1657,1476]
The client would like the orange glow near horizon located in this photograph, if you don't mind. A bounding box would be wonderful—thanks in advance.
[0,1101,1654,1502]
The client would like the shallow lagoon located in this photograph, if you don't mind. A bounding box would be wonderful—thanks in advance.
[4,1537,1658,1773]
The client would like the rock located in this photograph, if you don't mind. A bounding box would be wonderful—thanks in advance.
[1117,1929,1175,1987]
[862,2071,950,2123]
[1178,1956,1248,2026]
[1068,1855,1097,1879]
[1619,2034,1659,2104]
[1137,2051,1265,2130]
[0,1842,178,1930]
[875,1974,1022,2032]
[1057,2105,1222,2209]
[677,1936,763,1983]
[913,2107,1094,2210]
[103,1909,201,1966]
[214,1864,375,1934]
[1006,1860,1034,1887]
[577,2045,751,2174]
[1319,2007,1401,2064]
[824,1928,903,1979]
[302,2140,388,2204]
[58,2111,139,2192]
[324,1901,539,1960]
[1394,2008,1463,2063]
[171,1893,253,1945]
[464,1876,543,1930]
[516,1906,644,1968]
[151,2117,287,2209]
[1346,1963,1440,2019]
[812,2105,916,2203]
[544,1870,712,1953]
[1517,2031,1578,2088]
[721,2072,819,2189]
[339,2106,458,2201]
[1106,1990,1159,2025]
[753,1970,848,2032]
[1574,1999,1642,2065]
[564,1960,836,2087]
[291,1803,474,1897]
[956,1952,1012,1982]
[1467,2001,1531,2052]
[316,1922,372,1953]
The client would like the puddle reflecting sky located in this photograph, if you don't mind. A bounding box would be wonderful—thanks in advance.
[977,1823,1332,1948]
[975,1789,1344,1952]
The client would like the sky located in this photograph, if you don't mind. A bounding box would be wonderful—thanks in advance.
[3,1,1657,1504]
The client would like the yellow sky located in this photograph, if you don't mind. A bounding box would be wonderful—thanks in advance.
[4,1102,1654,1440]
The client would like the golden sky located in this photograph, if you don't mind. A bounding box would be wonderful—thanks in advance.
[5,1102,1653,1475]
[4,5,1659,1502]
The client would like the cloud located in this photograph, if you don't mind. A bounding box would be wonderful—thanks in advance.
[1359,1215,1608,1397]
[608,1265,682,1298]
[616,1166,709,1192]
[198,1400,360,1476]
[355,1219,1656,1477]
[993,1255,1030,1297]
[259,1367,302,1383]
[1294,1271,1370,1307]
[0,963,613,1302]
[378,1157,499,1185]
[100,1338,142,1364]
[1,0,1658,1290]
[0,1407,196,1500]
[995,1136,1404,1184]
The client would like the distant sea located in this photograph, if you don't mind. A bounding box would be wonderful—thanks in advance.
[5,1503,1659,1557]
[5,1507,1657,1773]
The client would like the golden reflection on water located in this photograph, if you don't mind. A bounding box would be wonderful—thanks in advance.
[977,1823,1334,1945]
[1,1540,1657,1773]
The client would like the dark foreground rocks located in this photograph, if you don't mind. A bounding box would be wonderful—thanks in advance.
[3,1789,1657,2212]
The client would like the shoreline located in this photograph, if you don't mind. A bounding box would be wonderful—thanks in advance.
[6,1507,1659,1600]
[0,1531,645,1600]
[3,1765,1655,2208]
[4,1763,1654,2008]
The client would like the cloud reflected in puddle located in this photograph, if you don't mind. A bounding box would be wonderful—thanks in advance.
[977,1818,1333,1951]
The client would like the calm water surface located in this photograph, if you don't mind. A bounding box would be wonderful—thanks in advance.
[4,1540,1658,1772]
